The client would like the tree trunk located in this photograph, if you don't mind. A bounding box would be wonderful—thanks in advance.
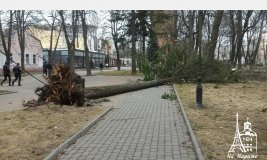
[7,11,13,63]
[251,16,264,65]
[0,13,9,62]
[235,10,243,68]
[245,32,252,66]
[236,11,254,68]
[84,79,171,99]
[264,40,267,65]
[207,10,224,63]
[195,10,205,55]
[0,11,13,64]
[131,10,137,75]
[188,10,195,51]
[59,10,78,73]
[229,11,236,66]
[48,17,55,65]
[217,36,221,60]
[15,10,26,70]
[80,10,92,76]
[53,24,62,60]
[114,42,120,70]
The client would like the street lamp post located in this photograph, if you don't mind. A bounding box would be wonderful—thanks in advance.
[196,75,203,107]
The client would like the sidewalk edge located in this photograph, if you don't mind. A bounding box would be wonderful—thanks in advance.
[44,107,113,160]
[172,84,205,160]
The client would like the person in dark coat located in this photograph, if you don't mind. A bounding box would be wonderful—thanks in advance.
[43,61,48,76]
[46,62,53,76]
[1,62,11,86]
[99,63,103,71]
[12,63,22,86]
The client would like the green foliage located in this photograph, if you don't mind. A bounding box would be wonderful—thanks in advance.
[161,92,177,101]
[139,55,155,81]
[140,44,243,83]
[147,33,159,62]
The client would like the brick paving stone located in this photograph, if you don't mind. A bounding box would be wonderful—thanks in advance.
[59,85,197,160]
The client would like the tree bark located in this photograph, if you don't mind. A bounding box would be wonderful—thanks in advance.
[251,15,264,65]
[235,10,243,68]
[188,10,195,51]
[131,10,137,75]
[195,10,205,55]
[59,10,78,73]
[110,11,121,71]
[84,79,171,99]
[229,11,236,66]
[0,11,13,63]
[48,13,56,65]
[15,10,26,70]
[207,10,224,63]
[80,10,92,76]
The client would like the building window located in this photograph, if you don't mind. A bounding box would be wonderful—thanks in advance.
[93,36,97,51]
[25,54,29,64]
[33,54,36,64]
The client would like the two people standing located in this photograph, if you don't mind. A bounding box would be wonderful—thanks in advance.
[1,62,22,86]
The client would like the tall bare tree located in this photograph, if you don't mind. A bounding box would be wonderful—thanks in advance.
[207,10,224,62]
[37,10,62,65]
[15,10,31,70]
[0,11,14,63]
[195,10,206,56]
[110,10,126,70]
[131,10,137,75]
[58,10,79,72]
[80,10,92,76]
[229,10,236,66]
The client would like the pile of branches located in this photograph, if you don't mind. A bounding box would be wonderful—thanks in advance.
[35,64,85,106]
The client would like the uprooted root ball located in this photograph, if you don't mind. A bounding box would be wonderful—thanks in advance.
[35,65,85,106]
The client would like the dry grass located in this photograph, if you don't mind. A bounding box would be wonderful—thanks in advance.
[175,81,267,160]
[0,104,108,160]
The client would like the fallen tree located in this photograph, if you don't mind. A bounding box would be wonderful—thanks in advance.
[84,78,171,99]
[35,65,85,106]
[34,64,171,107]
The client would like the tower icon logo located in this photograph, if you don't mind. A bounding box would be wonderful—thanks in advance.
[227,112,258,159]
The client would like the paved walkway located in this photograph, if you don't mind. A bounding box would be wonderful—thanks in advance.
[59,86,196,160]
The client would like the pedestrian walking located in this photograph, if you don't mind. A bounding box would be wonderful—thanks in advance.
[46,62,53,76]
[1,62,11,86]
[43,61,47,76]
[99,63,103,71]
[12,63,22,86]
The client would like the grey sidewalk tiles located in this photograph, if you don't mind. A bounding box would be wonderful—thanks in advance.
[58,85,197,160]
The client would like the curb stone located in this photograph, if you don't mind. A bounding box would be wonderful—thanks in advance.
[44,107,113,160]
[172,84,205,160]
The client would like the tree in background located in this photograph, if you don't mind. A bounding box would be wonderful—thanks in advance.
[37,10,62,65]
[58,10,79,72]
[130,10,137,75]
[15,10,32,70]
[0,10,14,63]
[109,10,127,71]
[80,10,98,76]
[207,10,224,63]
